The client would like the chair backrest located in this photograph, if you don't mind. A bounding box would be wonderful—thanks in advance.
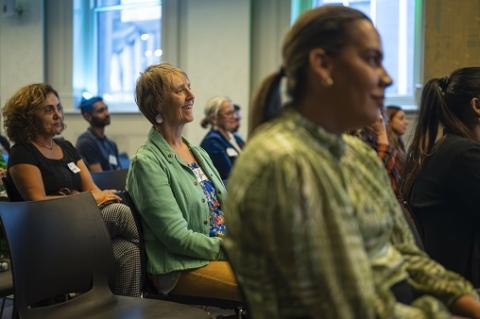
[91,169,128,190]
[0,192,115,317]
[2,175,23,202]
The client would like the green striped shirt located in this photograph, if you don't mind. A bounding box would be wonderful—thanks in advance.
[224,109,475,318]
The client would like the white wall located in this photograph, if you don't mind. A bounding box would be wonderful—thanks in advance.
[0,0,292,156]
[177,0,251,144]
[0,0,44,108]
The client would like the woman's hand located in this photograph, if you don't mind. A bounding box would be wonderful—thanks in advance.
[91,189,122,206]
[370,110,389,145]
[451,294,480,319]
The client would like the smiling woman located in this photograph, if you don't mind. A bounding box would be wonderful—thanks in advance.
[126,63,239,301]
[200,96,245,182]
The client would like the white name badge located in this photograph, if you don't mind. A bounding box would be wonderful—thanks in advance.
[67,162,81,174]
[226,147,239,157]
[191,167,209,182]
[109,155,118,166]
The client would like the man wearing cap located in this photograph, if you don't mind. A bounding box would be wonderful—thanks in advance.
[76,96,121,172]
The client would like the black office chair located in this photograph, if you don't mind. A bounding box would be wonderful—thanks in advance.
[2,176,22,202]
[0,192,210,319]
[91,169,128,191]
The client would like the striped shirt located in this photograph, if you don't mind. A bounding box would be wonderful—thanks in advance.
[224,108,475,319]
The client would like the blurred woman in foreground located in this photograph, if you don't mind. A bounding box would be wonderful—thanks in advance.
[224,6,480,318]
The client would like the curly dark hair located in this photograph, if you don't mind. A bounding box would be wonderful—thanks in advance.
[3,83,63,144]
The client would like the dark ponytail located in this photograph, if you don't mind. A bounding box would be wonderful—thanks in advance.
[249,69,285,134]
[249,6,369,135]
[402,67,480,199]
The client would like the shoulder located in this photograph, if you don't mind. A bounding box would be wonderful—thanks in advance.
[201,130,225,145]
[344,134,380,160]
[56,139,81,158]
[343,134,387,173]
[231,120,311,184]
[10,142,32,153]
[130,141,167,170]
[55,138,75,150]
[189,140,212,160]
[443,134,478,151]
[8,143,38,167]
[76,130,97,147]
[76,130,95,142]
[105,136,118,148]
[443,135,480,163]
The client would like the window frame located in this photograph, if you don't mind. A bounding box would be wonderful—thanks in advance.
[68,0,179,114]
[290,0,424,110]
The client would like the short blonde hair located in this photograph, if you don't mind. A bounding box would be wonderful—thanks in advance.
[135,63,186,125]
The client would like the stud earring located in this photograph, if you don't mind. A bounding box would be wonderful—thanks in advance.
[155,114,164,124]
[322,77,334,87]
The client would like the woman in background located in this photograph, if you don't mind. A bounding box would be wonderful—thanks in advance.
[403,67,480,287]
[127,64,238,301]
[3,83,141,296]
[386,104,408,169]
[225,6,480,318]
[200,96,244,182]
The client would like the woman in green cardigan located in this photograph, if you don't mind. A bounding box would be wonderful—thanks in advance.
[126,63,238,301]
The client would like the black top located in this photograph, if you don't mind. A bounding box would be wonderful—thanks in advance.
[8,139,82,197]
[408,133,480,286]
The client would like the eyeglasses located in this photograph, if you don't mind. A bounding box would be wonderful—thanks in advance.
[219,110,235,117]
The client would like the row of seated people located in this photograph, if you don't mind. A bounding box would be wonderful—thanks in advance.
[1,77,241,302]
[3,5,480,317]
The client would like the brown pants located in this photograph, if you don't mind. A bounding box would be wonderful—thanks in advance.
[168,261,240,301]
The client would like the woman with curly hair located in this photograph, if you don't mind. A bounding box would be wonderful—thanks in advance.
[3,83,141,296]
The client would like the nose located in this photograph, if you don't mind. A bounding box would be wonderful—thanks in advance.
[53,108,62,118]
[186,87,195,100]
[380,67,393,88]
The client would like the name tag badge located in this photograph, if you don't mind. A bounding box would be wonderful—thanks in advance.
[67,162,81,174]
[109,155,118,166]
[192,167,209,182]
[226,147,238,157]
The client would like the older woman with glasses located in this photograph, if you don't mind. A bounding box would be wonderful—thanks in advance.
[200,96,245,182]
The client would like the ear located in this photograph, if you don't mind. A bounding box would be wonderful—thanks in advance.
[83,112,92,122]
[308,48,334,85]
[470,97,480,117]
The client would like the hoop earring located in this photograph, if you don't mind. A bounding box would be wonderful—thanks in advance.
[155,114,164,124]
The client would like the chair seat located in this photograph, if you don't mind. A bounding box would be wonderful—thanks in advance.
[95,296,211,319]
[0,270,13,296]
[25,293,211,319]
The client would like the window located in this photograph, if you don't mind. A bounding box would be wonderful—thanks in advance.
[73,0,162,112]
[291,0,423,109]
